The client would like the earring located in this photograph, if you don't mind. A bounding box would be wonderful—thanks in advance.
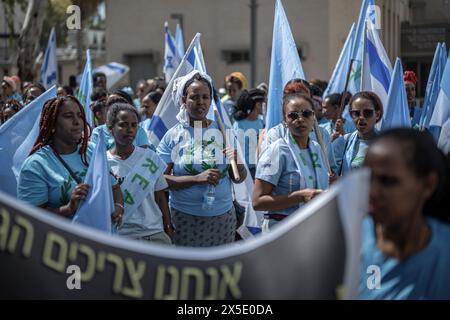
[283,121,288,128]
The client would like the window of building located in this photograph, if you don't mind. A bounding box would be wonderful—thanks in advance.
[221,50,250,64]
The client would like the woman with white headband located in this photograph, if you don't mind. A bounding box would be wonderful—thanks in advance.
[157,71,246,247]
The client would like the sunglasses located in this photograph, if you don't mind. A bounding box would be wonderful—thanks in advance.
[4,103,20,111]
[287,110,314,121]
[350,109,375,119]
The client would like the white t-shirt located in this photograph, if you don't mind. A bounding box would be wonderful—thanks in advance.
[107,147,168,238]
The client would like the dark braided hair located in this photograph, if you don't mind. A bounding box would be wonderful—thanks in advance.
[30,95,90,165]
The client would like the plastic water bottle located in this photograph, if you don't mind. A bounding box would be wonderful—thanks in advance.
[202,184,215,211]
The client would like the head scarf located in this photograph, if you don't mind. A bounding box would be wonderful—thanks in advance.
[172,70,213,127]
[404,71,417,86]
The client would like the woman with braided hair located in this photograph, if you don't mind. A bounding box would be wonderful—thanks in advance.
[17,95,123,225]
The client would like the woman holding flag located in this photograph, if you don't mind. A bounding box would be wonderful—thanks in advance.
[107,103,173,244]
[253,93,329,231]
[157,70,246,247]
[321,93,355,141]
[17,95,123,226]
[334,91,383,176]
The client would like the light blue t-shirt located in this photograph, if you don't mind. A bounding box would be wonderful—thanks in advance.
[318,117,329,126]
[410,106,422,128]
[7,92,23,104]
[350,139,370,169]
[157,122,233,216]
[359,216,450,300]
[261,123,338,173]
[334,132,374,175]
[233,118,264,169]
[133,98,140,109]
[256,139,325,216]
[90,124,151,150]
[18,144,94,209]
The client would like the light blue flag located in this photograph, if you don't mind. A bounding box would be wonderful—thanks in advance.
[175,23,185,61]
[324,23,356,97]
[39,27,58,89]
[361,18,392,129]
[348,0,376,94]
[72,131,113,233]
[419,43,445,130]
[430,52,450,132]
[0,86,57,197]
[266,0,305,131]
[163,22,180,84]
[350,0,376,60]
[77,49,94,126]
[380,58,411,131]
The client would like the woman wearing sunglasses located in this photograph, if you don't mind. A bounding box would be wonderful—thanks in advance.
[1,99,22,124]
[253,93,329,231]
[335,91,383,176]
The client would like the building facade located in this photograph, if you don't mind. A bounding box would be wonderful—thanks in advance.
[105,0,415,90]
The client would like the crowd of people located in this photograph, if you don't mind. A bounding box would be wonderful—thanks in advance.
[1,64,450,299]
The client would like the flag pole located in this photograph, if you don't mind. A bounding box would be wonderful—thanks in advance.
[338,58,354,120]
[213,107,241,182]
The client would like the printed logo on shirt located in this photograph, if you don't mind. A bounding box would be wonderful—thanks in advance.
[59,170,87,205]
[183,138,229,179]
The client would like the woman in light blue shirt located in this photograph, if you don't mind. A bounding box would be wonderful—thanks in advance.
[253,93,330,230]
[335,91,383,175]
[232,89,265,178]
[360,128,450,299]
[157,71,247,247]
[17,95,123,225]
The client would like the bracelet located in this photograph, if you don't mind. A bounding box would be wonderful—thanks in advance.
[114,203,124,210]
[165,224,174,230]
